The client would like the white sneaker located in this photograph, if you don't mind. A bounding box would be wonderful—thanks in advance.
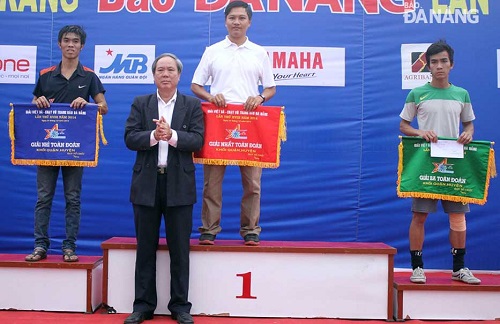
[410,267,426,283]
[452,268,481,285]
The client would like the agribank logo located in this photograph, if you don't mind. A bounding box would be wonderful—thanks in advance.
[411,52,429,73]
[94,45,155,84]
[0,45,37,84]
[266,46,345,87]
[401,44,432,90]
[403,0,489,24]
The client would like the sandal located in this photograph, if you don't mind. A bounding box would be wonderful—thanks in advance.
[25,247,47,262]
[63,249,79,262]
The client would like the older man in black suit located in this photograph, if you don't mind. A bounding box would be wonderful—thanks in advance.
[124,53,204,324]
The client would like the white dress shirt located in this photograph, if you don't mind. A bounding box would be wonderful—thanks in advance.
[150,90,178,166]
[191,36,275,104]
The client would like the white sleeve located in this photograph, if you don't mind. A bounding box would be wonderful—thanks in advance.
[191,48,211,86]
[260,50,276,89]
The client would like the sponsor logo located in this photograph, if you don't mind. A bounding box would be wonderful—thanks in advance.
[411,52,429,73]
[403,0,489,24]
[401,44,432,89]
[94,45,155,84]
[266,46,345,87]
[44,124,66,140]
[194,0,415,14]
[226,124,247,140]
[0,45,37,84]
[432,158,454,174]
[0,0,77,12]
[78,85,86,89]
[419,94,429,101]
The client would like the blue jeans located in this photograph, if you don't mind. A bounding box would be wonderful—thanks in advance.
[34,166,83,252]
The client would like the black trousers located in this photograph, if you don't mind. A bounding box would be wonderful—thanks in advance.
[132,173,193,314]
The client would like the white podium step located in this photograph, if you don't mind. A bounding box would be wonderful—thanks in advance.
[102,237,396,319]
[0,254,103,313]
[393,271,500,320]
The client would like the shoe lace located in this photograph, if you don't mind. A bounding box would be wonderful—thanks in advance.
[460,268,474,278]
[413,267,424,276]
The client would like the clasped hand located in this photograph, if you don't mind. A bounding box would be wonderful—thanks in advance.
[153,116,172,141]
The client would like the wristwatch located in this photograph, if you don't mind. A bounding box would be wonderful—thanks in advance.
[258,94,266,103]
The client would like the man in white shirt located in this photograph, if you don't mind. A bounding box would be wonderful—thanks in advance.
[191,1,276,246]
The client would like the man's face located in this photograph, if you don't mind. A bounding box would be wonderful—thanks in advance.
[428,50,453,81]
[154,56,180,92]
[58,32,83,59]
[225,7,251,40]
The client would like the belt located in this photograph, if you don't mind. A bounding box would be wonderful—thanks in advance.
[157,166,167,174]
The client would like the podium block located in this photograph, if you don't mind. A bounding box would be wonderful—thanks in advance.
[102,237,396,319]
[0,254,103,313]
[393,271,500,320]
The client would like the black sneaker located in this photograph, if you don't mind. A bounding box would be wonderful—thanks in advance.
[199,233,215,245]
[244,234,260,246]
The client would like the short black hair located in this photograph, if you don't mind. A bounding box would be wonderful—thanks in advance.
[58,25,87,45]
[425,40,454,66]
[224,1,252,20]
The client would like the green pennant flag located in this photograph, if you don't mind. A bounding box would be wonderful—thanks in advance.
[397,136,496,205]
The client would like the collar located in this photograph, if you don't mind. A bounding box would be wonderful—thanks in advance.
[53,61,86,78]
[157,89,177,105]
[223,36,253,49]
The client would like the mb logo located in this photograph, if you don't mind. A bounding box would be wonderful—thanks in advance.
[94,45,155,84]
[99,54,148,74]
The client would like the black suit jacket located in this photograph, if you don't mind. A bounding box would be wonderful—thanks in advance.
[124,91,204,207]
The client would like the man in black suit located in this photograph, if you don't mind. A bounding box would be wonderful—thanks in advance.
[124,53,204,324]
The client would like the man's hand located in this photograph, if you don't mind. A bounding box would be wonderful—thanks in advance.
[33,96,51,109]
[457,131,473,144]
[419,130,438,143]
[244,95,264,111]
[209,93,227,107]
[70,97,88,109]
[153,116,172,141]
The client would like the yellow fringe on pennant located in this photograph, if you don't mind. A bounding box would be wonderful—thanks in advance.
[396,140,403,190]
[9,104,16,165]
[98,113,108,145]
[272,107,287,168]
[193,158,280,168]
[91,112,100,167]
[397,191,487,205]
[9,105,15,141]
[11,159,97,167]
[279,107,287,142]
[10,104,102,167]
[194,106,287,169]
[489,148,497,178]
[470,147,496,205]
[397,138,496,206]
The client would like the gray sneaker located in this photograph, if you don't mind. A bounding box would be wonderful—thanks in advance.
[452,268,481,285]
[410,267,426,283]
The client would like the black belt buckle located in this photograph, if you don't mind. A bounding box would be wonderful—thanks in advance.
[157,167,167,174]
